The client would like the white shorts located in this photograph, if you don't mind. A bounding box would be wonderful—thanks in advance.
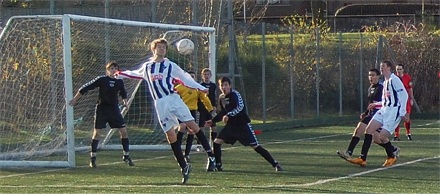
[371,106,402,134]
[155,94,194,132]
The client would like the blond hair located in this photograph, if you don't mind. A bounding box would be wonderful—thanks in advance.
[201,68,211,75]
[150,38,168,52]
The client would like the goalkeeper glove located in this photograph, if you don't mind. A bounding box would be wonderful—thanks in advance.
[210,110,217,118]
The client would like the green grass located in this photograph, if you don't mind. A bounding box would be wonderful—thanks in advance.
[0,120,439,193]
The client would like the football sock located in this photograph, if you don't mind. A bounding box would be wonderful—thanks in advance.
[254,145,277,167]
[91,139,99,153]
[170,141,186,169]
[382,141,395,158]
[195,130,214,157]
[121,138,130,154]
[378,143,393,158]
[213,142,222,165]
[210,131,217,142]
[360,134,372,161]
[347,136,360,155]
[395,126,400,138]
[185,134,194,156]
[177,131,184,145]
[404,121,411,135]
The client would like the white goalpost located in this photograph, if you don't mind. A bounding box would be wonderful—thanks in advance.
[0,14,216,168]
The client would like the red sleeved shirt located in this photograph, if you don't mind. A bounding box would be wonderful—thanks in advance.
[400,74,412,93]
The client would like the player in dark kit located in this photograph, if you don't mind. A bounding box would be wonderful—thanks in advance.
[69,61,134,168]
[198,68,218,144]
[205,77,283,172]
[337,68,383,160]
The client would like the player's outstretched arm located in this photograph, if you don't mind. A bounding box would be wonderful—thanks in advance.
[170,62,206,91]
[69,92,82,106]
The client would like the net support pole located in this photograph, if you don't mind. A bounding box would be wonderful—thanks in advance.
[62,14,76,167]
[208,31,216,83]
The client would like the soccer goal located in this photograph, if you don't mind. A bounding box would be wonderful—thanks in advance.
[0,14,216,168]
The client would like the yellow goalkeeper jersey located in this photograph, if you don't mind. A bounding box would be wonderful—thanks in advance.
[175,84,213,111]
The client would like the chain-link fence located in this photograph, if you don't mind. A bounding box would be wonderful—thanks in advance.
[223,21,439,122]
[1,1,439,123]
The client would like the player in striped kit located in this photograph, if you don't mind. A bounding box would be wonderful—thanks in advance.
[117,38,215,184]
[349,61,409,167]
[394,64,414,141]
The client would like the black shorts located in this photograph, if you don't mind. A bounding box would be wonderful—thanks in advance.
[198,108,216,127]
[360,110,377,125]
[94,104,125,129]
[360,114,374,125]
[217,123,258,146]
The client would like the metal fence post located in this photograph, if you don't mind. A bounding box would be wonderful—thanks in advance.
[338,31,343,116]
[289,26,295,119]
[315,27,320,118]
[262,22,267,123]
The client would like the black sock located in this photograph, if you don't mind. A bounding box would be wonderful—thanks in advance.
[185,134,194,156]
[91,139,99,153]
[195,130,214,157]
[177,131,184,145]
[210,131,218,142]
[121,138,129,153]
[213,142,222,165]
[170,141,187,169]
[347,136,360,155]
[254,145,277,167]
[360,134,373,161]
[382,141,395,158]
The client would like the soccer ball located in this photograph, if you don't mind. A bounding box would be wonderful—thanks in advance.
[176,38,194,55]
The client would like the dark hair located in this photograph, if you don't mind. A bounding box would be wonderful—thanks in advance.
[396,63,405,69]
[105,61,119,70]
[218,77,231,85]
[369,68,380,76]
[381,60,393,68]
[187,71,195,75]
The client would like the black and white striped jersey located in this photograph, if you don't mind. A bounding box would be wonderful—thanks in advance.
[118,58,206,100]
[382,73,408,116]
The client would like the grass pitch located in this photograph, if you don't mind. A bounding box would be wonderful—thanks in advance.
[0,120,439,193]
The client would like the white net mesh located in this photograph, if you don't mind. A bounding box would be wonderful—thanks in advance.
[0,15,215,166]
[0,16,67,162]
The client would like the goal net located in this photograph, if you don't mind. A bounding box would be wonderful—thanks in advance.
[0,14,216,167]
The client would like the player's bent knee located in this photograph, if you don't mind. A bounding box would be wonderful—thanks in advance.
[119,128,128,138]
[213,138,224,144]
[93,129,102,139]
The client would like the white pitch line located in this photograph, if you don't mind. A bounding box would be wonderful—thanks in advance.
[267,134,343,144]
[0,134,343,180]
[238,155,440,188]
[0,156,171,179]
[0,184,214,188]
[0,168,66,179]
[1,123,437,182]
